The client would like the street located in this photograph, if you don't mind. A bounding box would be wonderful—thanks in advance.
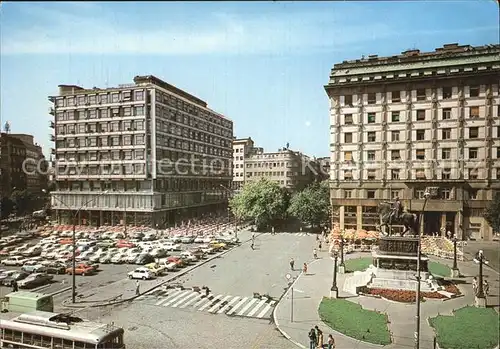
[67,231,317,349]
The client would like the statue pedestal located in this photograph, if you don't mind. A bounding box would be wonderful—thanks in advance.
[339,265,345,274]
[475,296,487,308]
[451,268,460,278]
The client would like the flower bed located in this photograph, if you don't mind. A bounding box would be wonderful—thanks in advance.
[358,286,459,303]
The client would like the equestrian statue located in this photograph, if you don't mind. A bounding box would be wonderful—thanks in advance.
[377,196,419,236]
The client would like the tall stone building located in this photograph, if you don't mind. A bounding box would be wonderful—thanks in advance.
[49,75,233,227]
[325,43,500,240]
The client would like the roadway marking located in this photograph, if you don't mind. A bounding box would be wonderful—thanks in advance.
[155,290,182,306]
[218,296,240,314]
[193,295,212,308]
[163,291,192,307]
[247,299,267,317]
[180,293,202,308]
[237,298,258,316]
[208,295,232,313]
[172,292,199,308]
[198,294,223,311]
[227,297,248,315]
[257,301,276,318]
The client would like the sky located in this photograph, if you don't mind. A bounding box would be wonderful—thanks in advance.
[0,1,498,158]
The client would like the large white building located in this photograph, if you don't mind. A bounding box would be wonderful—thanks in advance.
[49,75,233,227]
[325,43,500,240]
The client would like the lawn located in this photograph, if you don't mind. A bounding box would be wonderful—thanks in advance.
[428,261,452,277]
[429,306,499,349]
[345,257,372,272]
[318,297,391,345]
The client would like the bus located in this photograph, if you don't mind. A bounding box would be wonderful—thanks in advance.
[0,311,125,349]
[2,292,54,313]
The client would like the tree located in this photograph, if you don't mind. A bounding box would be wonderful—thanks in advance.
[10,189,35,215]
[229,178,289,230]
[288,181,330,228]
[484,192,500,234]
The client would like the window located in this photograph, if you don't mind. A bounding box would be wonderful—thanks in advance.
[415,169,426,179]
[367,93,376,104]
[344,170,353,180]
[468,147,478,159]
[135,135,145,145]
[442,128,451,140]
[415,189,425,199]
[443,87,452,99]
[344,190,352,198]
[497,147,500,158]
[416,149,425,160]
[134,106,144,116]
[367,113,376,124]
[416,130,425,141]
[344,95,353,106]
[367,150,376,161]
[344,133,353,143]
[344,114,353,124]
[111,93,119,103]
[367,132,376,142]
[100,94,108,104]
[468,169,478,180]
[442,148,451,159]
[391,169,400,180]
[469,85,479,97]
[468,189,478,199]
[392,91,401,102]
[469,106,479,118]
[134,90,144,101]
[344,151,353,161]
[391,190,400,199]
[443,108,452,120]
[391,150,401,160]
[417,89,426,101]
[442,168,451,179]
[391,111,400,122]
[441,188,451,200]
[391,131,400,142]
[367,169,376,180]
[416,110,426,121]
[469,127,479,138]
[367,190,376,199]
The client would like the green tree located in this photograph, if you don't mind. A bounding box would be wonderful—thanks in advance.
[229,178,289,230]
[288,181,330,228]
[10,189,35,215]
[484,192,500,234]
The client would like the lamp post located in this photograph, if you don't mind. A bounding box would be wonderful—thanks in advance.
[330,250,339,298]
[473,250,488,307]
[451,236,460,277]
[50,190,109,303]
[415,189,431,349]
[219,184,237,239]
[339,232,345,274]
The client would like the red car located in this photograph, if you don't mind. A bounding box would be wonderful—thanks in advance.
[115,240,135,248]
[167,256,185,267]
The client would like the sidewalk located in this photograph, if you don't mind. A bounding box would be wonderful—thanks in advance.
[274,251,499,349]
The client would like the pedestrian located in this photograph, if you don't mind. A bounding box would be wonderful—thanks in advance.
[135,280,140,296]
[327,334,335,349]
[300,226,303,233]
[205,286,210,297]
[318,241,322,250]
[313,248,318,259]
[303,262,308,274]
[483,279,489,296]
[290,258,295,271]
[272,226,275,235]
[308,328,317,349]
[315,326,323,348]
[252,232,255,241]
[251,241,254,250]
[472,277,478,294]
[12,280,18,292]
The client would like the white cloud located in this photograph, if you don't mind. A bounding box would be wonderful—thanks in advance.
[305,121,311,127]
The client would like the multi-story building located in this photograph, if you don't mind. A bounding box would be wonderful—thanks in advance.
[9,134,47,194]
[49,75,233,227]
[325,43,500,240]
[232,138,320,191]
[0,133,27,197]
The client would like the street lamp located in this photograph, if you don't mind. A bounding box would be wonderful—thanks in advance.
[330,250,339,298]
[50,190,109,303]
[415,189,431,349]
[451,236,460,277]
[219,184,238,239]
[339,231,345,274]
[473,250,489,307]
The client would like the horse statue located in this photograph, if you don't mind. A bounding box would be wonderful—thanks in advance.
[377,202,419,236]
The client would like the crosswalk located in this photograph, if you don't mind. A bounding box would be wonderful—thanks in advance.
[259,232,311,237]
[136,288,276,319]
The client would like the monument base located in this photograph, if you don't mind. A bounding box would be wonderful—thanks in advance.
[339,265,345,274]
[475,296,487,308]
[451,268,460,278]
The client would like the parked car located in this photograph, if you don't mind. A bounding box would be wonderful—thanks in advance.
[66,263,95,276]
[166,256,185,268]
[193,236,205,243]
[180,251,198,263]
[21,264,47,274]
[198,245,215,254]
[42,261,67,275]
[150,248,167,258]
[162,241,181,251]
[209,241,227,251]
[188,248,207,259]
[1,271,29,286]
[128,267,155,280]
[126,252,142,264]
[21,247,42,257]
[18,273,53,289]
[180,235,195,244]
[59,238,74,245]
[1,256,27,266]
[116,240,135,248]
[0,270,17,283]
[143,262,165,276]
[96,240,115,248]
[134,253,155,265]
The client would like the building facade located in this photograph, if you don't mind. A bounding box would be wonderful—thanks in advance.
[49,75,233,227]
[232,137,255,190]
[0,133,27,198]
[325,43,500,240]
[10,134,48,194]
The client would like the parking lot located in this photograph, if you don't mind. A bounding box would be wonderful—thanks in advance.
[0,218,249,303]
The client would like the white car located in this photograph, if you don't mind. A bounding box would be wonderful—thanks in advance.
[201,235,214,243]
[128,268,155,280]
[150,248,167,258]
[162,242,181,251]
[180,251,198,262]
[180,236,195,244]
[194,236,205,243]
[1,256,27,266]
[126,252,141,264]
[198,245,214,254]
[111,252,128,264]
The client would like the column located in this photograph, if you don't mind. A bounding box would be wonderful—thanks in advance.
[339,206,345,230]
[356,205,363,230]
[440,213,447,236]
[455,210,463,239]
[419,213,425,235]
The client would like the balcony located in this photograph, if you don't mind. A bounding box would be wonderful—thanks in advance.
[49,134,55,142]
[50,148,56,155]
[49,121,55,129]
[49,107,55,115]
